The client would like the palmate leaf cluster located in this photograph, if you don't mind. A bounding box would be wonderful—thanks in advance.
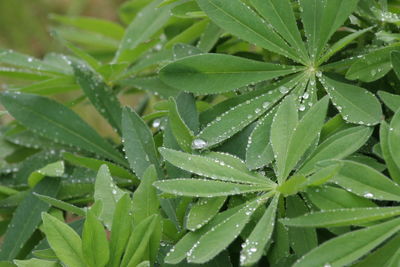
[1,0,400,266]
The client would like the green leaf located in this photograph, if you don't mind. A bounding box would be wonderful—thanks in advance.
[380,122,400,184]
[306,185,376,210]
[165,20,209,49]
[346,45,400,82]
[14,258,60,267]
[160,53,301,94]
[122,107,161,179]
[63,152,138,183]
[286,195,318,256]
[115,0,171,63]
[168,98,194,152]
[34,193,85,216]
[132,165,160,224]
[318,28,372,65]
[94,165,126,229]
[0,92,125,165]
[353,234,400,267]
[240,195,279,266]
[321,76,382,125]
[28,161,64,187]
[388,108,400,171]
[378,91,400,112]
[159,148,273,185]
[0,178,60,261]
[154,179,269,197]
[282,206,400,228]
[73,64,122,133]
[109,194,133,267]
[82,210,110,267]
[187,198,263,263]
[299,126,372,174]
[197,22,223,52]
[120,214,161,267]
[250,0,308,62]
[245,108,275,170]
[41,213,86,267]
[392,50,400,80]
[293,217,400,267]
[330,160,400,201]
[186,196,226,231]
[299,0,360,61]
[50,14,124,40]
[272,96,329,182]
[196,0,301,62]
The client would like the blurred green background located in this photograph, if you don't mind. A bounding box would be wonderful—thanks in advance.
[0,0,131,138]
[0,0,124,57]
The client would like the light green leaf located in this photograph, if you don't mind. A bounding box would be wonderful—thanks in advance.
[122,107,161,179]
[0,92,125,165]
[132,165,159,224]
[187,198,263,263]
[28,161,64,187]
[165,20,209,48]
[299,126,373,175]
[197,22,223,52]
[240,195,279,266]
[109,194,133,267]
[293,217,400,267]
[160,53,301,94]
[330,160,400,201]
[14,258,60,267]
[321,76,382,125]
[159,148,273,185]
[154,178,269,197]
[186,196,226,231]
[41,213,86,267]
[50,14,124,40]
[196,0,301,62]
[271,96,329,182]
[82,210,110,267]
[94,165,126,229]
[282,206,400,228]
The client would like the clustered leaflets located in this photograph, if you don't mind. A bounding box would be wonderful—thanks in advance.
[1,0,400,266]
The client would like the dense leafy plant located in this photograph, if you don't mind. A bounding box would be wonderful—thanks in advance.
[1,0,400,266]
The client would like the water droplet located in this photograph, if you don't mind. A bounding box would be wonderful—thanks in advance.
[192,138,207,149]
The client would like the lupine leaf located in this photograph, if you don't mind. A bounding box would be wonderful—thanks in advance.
[41,213,86,267]
[160,53,301,94]
[321,76,382,125]
[0,92,125,165]
[122,107,161,179]
[240,195,279,266]
[159,147,273,185]
[186,196,226,231]
[187,198,263,263]
[82,210,110,267]
[293,217,400,267]
[299,126,373,175]
[196,0,301,62]
[282,206,400,228]
[154,179,269,197]
[388,108,400,171]
[94,165,126,229]
[378,91,400,112]
[380,122,400,184]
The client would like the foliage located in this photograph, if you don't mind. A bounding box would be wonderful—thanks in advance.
[1,0,400,266]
